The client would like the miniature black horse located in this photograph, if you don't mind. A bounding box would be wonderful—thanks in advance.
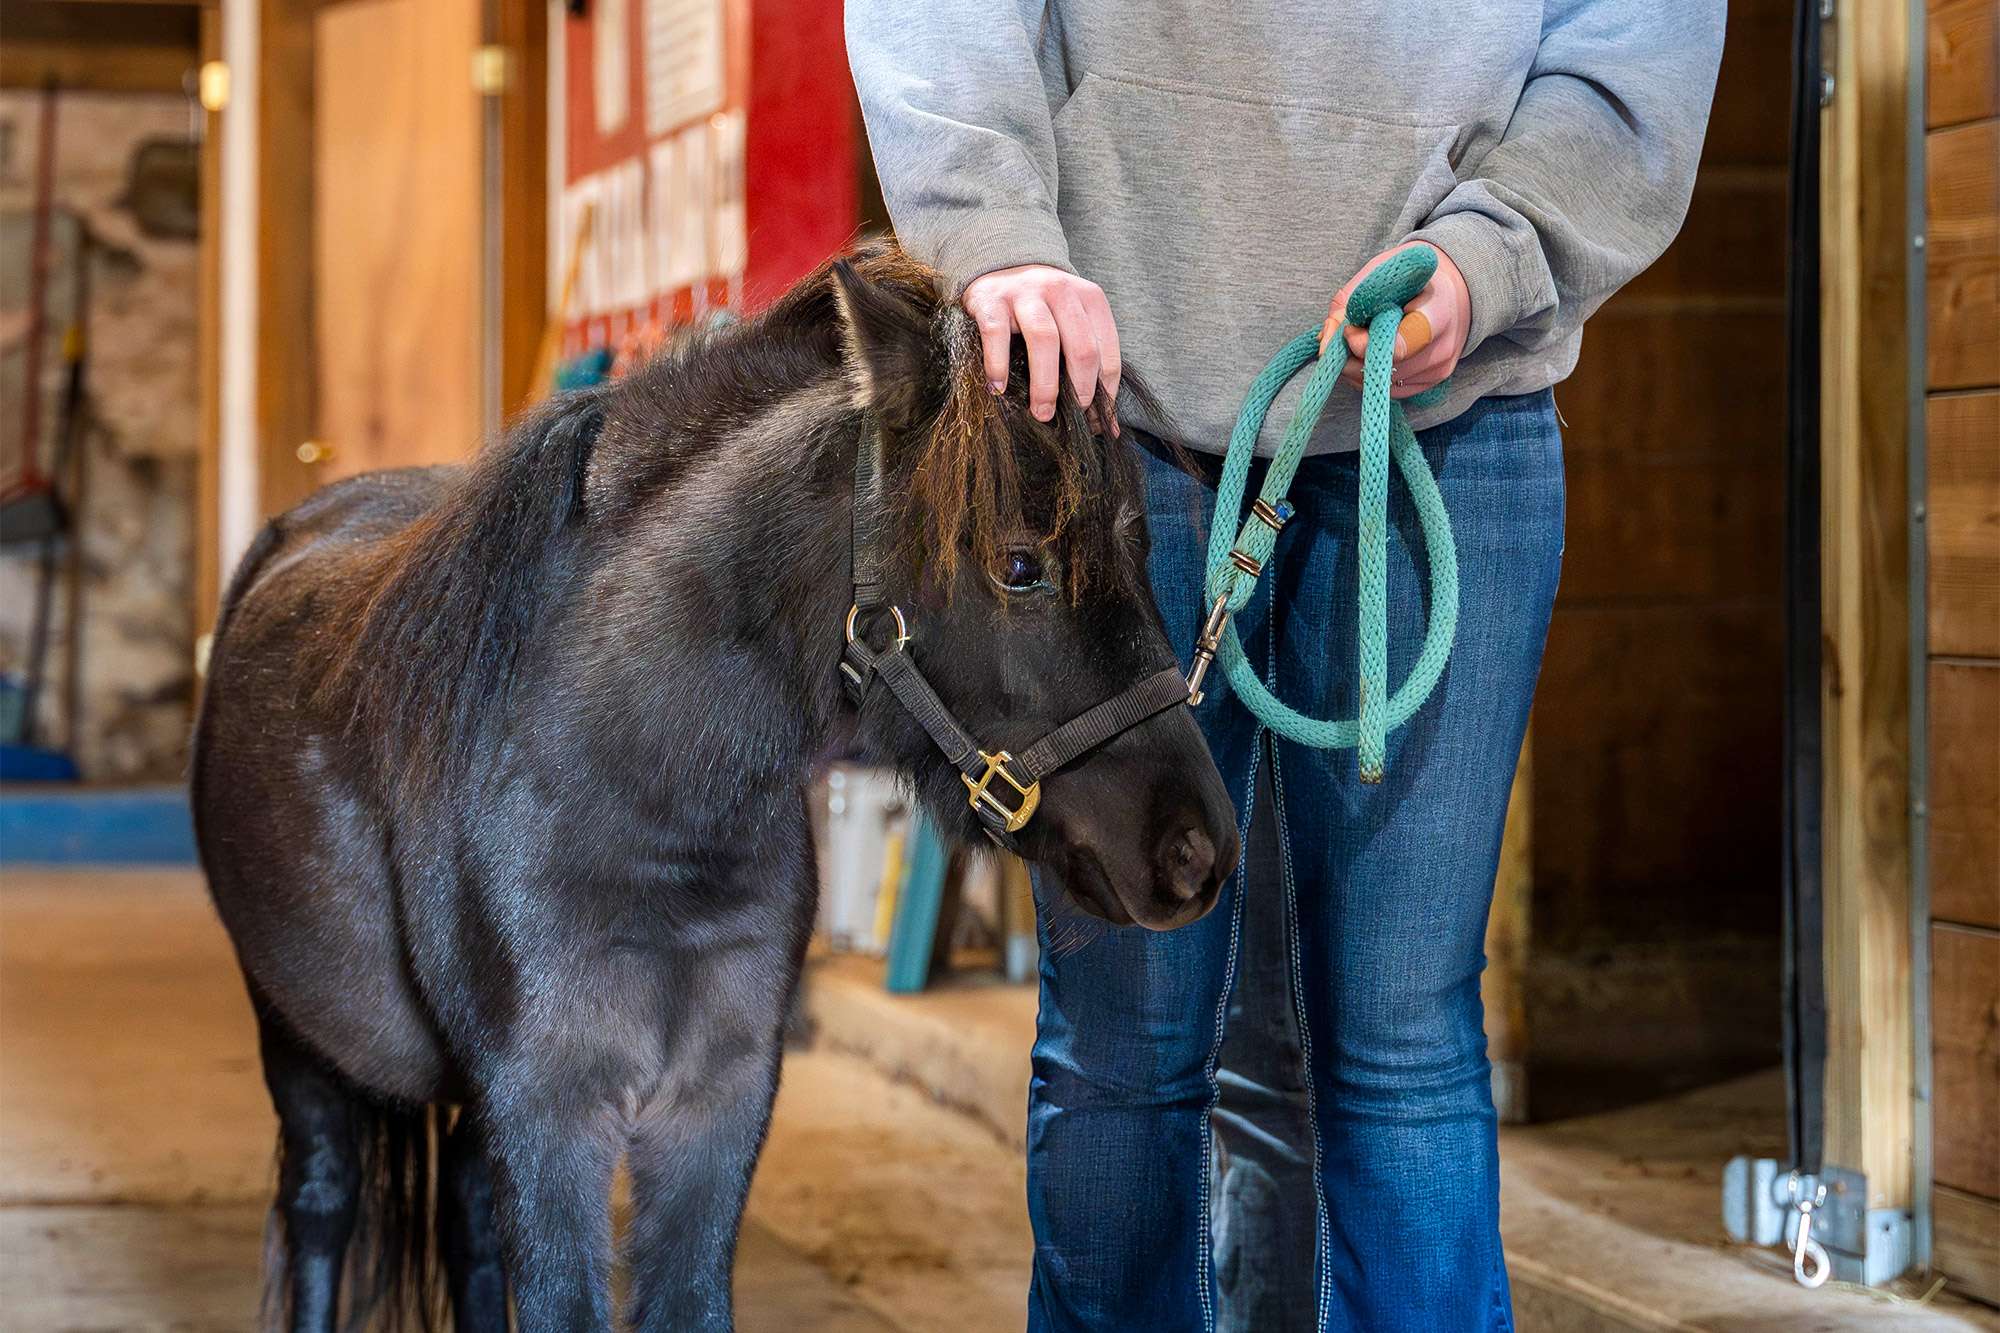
[193,247,1239,1332]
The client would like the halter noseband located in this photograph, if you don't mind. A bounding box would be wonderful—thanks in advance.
[837,415,1191,850]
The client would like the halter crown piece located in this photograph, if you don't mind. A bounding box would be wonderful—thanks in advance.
[1189,245,1461,783]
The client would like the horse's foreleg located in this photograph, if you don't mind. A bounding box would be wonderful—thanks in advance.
[626,1027,786,1332]
[440,1111,508,1332]
[257,1007,361,1333]
[628,912,808,1328]
[481,1090,622,1332]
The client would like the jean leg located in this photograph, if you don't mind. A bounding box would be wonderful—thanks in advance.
[1025,442,1262,1332]
[1267,394,1563,1332]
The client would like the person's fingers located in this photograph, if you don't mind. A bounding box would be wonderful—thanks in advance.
[1014,295,1062,422]
[967,291,1015,395]
[1391,335,1455,386]
[1319,306,1346,357]
[1081,285,1121,407]
[1050,288,1099,411]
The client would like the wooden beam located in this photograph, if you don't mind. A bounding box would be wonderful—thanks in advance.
[496,0,548,416]
[0,2,199,93]
[255,0,318,517]
[194,5,221,647]
[1819,0,1914,1243]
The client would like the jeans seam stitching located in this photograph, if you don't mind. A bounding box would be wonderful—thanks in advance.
[1263,592,1334,1333]
[1197,734,1259,1333]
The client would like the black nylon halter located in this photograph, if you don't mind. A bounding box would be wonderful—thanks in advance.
[837,415,1192,849]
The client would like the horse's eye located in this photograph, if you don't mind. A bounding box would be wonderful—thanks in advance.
[993,547,1052,595]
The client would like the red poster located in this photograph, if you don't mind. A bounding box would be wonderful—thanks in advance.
[556,0,857,366]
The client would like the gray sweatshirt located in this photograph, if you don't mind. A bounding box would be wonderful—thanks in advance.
[847,0,1725,454]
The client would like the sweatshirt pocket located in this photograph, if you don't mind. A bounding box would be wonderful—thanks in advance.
[1051,69,1463,302]
[1049,70,1463,450]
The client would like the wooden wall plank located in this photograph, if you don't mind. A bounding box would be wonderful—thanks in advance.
[1928,391,2000,658]
[1926,120,2000,391]
[1931,662,2000,930]
[1932,924,2000,1200]
[1622,170,1788,300]
[1554,308,1785,460]
[1928,0,2000,129]
[1532,604,1785,944]
[1935,1185,2000,1306]
[1560,454,1783,606]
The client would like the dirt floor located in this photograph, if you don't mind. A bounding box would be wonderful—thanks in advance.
[3,869,1993,1332]
[0,869,1027,1332]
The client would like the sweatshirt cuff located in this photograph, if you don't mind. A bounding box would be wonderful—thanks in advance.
[1403,211,1532,358]
[926,206,1075,298]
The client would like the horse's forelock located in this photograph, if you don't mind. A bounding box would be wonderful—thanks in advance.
[893,306,1132,602]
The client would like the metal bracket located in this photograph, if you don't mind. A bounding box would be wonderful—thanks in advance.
[1723,1159,1913,1287]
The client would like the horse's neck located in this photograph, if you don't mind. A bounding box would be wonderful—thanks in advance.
[587,387,863,773]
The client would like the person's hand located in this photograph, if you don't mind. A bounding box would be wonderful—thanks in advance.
[1319,242,1470,401]
[963,265,1121,433]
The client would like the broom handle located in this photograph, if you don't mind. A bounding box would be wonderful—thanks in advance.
[18,81,59,484]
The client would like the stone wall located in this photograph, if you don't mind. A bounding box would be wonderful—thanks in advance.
[0,91,199,781]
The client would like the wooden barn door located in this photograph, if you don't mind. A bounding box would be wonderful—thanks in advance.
[242,0,545,518]
[310,0,485,486]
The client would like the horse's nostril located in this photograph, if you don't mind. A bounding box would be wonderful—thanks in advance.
[1158,826,1216,901]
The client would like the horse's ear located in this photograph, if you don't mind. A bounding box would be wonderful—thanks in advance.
[831,259,931,432]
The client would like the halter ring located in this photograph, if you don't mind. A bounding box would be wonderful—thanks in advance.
[845,603,909,653]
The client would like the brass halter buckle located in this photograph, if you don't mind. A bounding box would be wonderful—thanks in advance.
[963,750,1041,833]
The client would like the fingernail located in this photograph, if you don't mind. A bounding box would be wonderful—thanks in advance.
[988,379,1005,395]
[1393,336,1406,357]
[1034,405,1053,421]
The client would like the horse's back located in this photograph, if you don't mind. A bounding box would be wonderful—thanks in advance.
[194,465,463,1103]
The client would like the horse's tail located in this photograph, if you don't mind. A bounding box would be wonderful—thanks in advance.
[319,390,608,783]
[261,1099,446,1333]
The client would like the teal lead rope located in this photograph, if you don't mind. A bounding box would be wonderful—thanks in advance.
[1188,245,1460,784]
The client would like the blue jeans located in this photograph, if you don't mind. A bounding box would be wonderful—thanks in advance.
[1026,391,1564,1332]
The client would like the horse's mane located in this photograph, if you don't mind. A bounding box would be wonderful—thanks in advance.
[314,243,1148,784]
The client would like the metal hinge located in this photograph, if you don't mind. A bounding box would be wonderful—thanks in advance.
[1724,1158,1912,1287]
[1818,0,1839,105]
[471,45,513,96]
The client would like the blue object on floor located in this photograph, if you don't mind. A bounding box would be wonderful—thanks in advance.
[883,812,950,994]
[0,743,80,782]
[0,784,198,864]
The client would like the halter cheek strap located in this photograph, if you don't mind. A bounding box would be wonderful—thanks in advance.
[838,415,1190,848]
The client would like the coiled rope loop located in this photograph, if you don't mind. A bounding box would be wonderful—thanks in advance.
[1193,245,1459,783]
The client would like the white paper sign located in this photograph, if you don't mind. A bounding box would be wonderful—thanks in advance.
[593,0,630,135]
[645,0,726,137]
